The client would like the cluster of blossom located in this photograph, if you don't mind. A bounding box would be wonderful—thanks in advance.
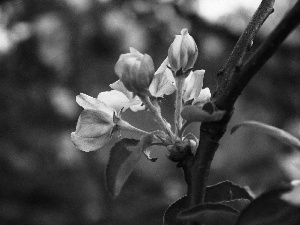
[71,28,211,158]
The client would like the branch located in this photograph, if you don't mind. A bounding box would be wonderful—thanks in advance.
[216,0,300,109]
[186,0,277,207]
[187,0,300,207]
[215,0,275,99]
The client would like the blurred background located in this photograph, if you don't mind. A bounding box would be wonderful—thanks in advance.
[0,0,300,224]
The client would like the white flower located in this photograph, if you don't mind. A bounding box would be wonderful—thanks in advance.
[114,47,154,95]
[110,57,176,111]
[71,93,117,152]
[193,87,211,107]
[182,70,211,106]
[168,28,198,74]
[183,70,204,103]
[109,80,145,112]
[71,92,149,152]
[149,57,176,98]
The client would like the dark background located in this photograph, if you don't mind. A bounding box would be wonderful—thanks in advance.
[0,0,299,224]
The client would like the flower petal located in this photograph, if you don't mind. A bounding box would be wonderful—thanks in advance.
[154,71,176,97]
[71,132,111,152]
[129,47,143,57]
[110,80,145,111]
[76,93,114,116]
[130,103,145,112]
[155,57,169,75]
[150,61,176,97]
[75,109,113,138]
[110,80,134,100]
[168,35,182,71]
[114,53,138,79]
[98,90,131,112]
[193,87,211,106]
[183,70,205,103]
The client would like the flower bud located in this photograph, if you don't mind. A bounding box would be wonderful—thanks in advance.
[115,48,155,95]
[168,28,198,75]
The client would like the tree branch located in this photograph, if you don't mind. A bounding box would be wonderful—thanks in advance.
[186,0,280,207]
[215,0,275,99]
[216,0,300,109]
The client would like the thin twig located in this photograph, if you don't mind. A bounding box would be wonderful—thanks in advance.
[174,76,185,137]
[138,94,176,141]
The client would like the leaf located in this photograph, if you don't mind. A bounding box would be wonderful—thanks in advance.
[164,196,188,225]
[163,181,252,224]
[205,180,253,203]
[143,148,157,162]
[178,203,239,225]
[140,135,157,162]
[220,199,251,212]
[231,121,300,151]
[237,187,300,225]
[105,138,140,198]
[128,134,158,162]
[181,105,226,122]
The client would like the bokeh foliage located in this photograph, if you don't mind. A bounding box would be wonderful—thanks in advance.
[0,0,299,224]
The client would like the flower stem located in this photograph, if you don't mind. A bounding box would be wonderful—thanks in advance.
[179,120,192,137]
[118,120,150,136]
[138,94,176,142]
[174,76,185,137]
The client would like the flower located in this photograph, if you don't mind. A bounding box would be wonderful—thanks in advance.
[149,57,176,98]
[168,28,198,75]
[181,70,211,106]
[109,80,145,112]
[71,93,143,152]
[182,70,203,102]
[193,87,211,107]
[71,93,117,152]
[110,57,176,111]
[114,47,155,95]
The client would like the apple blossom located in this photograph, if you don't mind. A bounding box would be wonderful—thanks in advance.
[71,93,148,152]
[168,28,198,75]
[182,70,211,106]
[114,47,155,95]
[149,57,176,98]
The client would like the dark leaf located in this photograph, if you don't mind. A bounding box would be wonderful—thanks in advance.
[140,134,157,162]
[237,187,300,225]
[143,147,157,162]
[164,181,252,224]
[164,196,188,225]
[178,203,239,225]
[106,138,140,198]
[220,199,251,212]
[205,180,253,203]
[128,133,158,162]
[231,121,300,151]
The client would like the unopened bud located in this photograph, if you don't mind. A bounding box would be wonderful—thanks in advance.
[115,48,155,95]
[168,28,198,75]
